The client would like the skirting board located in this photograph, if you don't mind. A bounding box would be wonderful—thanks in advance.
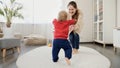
[80,42,113,46]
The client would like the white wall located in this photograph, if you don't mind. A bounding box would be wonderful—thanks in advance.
[76,0,93,42]
[11,23,53,40]
[117,0,120,27]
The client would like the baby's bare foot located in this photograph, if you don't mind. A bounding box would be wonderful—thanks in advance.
[72,51,75,54]
[65,58,71,65]
[75,49,79,54]
[73,49,79,54]
[72,49,76,54]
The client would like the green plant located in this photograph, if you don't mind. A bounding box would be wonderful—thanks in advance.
[0,0,24,28]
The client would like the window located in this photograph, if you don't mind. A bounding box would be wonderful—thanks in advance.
[14,0,63,24]
[0,0,73,24]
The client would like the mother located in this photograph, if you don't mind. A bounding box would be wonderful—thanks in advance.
[67,1,83,54]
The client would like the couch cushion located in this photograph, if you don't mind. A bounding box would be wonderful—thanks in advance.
[0,38,21,49]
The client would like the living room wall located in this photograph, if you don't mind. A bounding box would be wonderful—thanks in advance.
[11,23,53,40]
[76,0,93,42]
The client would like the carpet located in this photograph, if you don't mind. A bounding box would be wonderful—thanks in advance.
[16,46,111,68]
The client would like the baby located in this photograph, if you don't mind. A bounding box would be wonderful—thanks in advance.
[52,10,76,65]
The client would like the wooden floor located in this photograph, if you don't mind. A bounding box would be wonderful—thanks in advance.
[0,43,120,68]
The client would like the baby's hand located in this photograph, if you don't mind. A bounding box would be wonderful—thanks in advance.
[69,25,75,32]
[67,13,72,20]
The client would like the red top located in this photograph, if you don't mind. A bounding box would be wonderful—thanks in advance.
[53,19,75,39]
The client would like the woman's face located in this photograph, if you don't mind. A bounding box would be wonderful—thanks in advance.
[68,5,77,16]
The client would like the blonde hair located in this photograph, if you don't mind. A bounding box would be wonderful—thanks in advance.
[58,10,67,21]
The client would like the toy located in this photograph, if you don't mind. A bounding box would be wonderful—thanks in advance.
[47,39,52,47]
[48,43,52,47]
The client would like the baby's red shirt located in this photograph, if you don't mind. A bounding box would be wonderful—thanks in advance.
[53,19,75,39]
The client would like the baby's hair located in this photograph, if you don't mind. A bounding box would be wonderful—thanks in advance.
[58,10,67,21]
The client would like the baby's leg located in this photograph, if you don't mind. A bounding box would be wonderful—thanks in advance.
[52,40,61,62]
[52,47,60,62]
[64,48,72,65]
[63,41,72,65]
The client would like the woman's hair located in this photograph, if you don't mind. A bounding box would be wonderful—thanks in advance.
[68,1,81,20]
[58,10,67,21]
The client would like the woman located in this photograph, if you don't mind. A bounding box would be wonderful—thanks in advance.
[67,1,83,54]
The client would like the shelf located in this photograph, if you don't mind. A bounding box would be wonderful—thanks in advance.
[94,0,103,43]
[99,23,103,31]
[114,27,120,30]
[99,0,103,21]
[94,0,98,22]
[94,40,104,44]
[98,20,103,22]
[93,0,115,46]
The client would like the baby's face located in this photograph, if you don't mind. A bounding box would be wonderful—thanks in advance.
[68,5,77,16]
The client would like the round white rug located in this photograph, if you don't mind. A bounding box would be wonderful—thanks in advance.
[16,46,111,68]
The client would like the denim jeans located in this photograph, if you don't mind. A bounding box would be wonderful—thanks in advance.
[52,39,72,62]
[69,31,80,49]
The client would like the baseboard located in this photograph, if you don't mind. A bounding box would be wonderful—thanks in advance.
[79,42,113,46]
[79,42,94,44]
[93,41,113,46]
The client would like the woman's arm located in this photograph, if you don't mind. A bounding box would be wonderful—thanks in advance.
[74,9,84,33]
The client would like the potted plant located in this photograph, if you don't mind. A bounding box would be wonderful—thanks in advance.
[0,0,24,28]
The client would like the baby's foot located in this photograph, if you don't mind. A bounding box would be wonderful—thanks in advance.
[73,49,79,54]
[72,49,76,54]
[75,49,79,54]
[65,58,71,65]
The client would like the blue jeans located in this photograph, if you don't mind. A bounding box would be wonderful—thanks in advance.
[52,39,72,62]
[69,31,80,49]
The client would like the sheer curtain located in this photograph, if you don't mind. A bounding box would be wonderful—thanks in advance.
[0,0,73,39]
[0,0,73,24]
[13,0,63,24]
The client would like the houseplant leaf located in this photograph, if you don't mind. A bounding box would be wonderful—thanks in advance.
[0,8,4,16]
[0,0,23,28]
